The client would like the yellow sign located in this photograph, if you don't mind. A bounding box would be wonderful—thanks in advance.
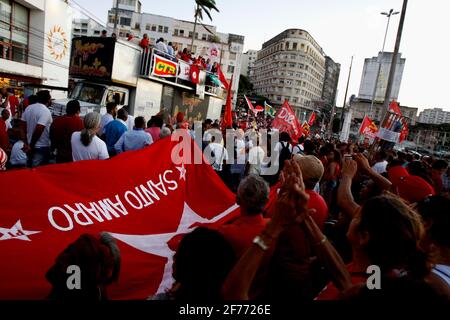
[47,25,69,61]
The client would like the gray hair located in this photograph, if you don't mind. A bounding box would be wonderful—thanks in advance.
[81,112,101,146]
[237,174,270,215]
[160,127,172,139]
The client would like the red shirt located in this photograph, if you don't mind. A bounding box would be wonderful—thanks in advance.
[50,115,83,163]
[0,119,9,152]
[219,214,268,257]
[145,127,160,142]
[8,95,19,116]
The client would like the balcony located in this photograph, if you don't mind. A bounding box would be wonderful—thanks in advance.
[139,47,226,99]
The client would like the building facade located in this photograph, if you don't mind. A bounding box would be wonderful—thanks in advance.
[418,108,450,124]
[241,49,257,77]
[322,56,340,109]
[105,0,244,103]
[72,18,104,38]
[0,0,73,98]
[358,52,406,102]
[252,29,327,118]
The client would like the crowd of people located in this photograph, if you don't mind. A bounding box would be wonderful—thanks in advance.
[1,89,449,302]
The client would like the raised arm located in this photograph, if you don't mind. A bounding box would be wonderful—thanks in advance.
[337,159,361,218]
[354,153,392,191]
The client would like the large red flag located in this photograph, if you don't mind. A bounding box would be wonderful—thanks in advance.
[217,64,229,90]
[272,100,303,141]
[0,137,239,299]
[388,100,403,116]
[222,75,234,130]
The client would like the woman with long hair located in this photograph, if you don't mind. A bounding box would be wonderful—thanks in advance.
[71,112,109,161]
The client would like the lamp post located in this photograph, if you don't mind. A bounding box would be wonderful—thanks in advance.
[369,9,399,118]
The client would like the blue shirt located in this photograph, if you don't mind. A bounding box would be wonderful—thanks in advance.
[104,119,128,152]
[114,128,153,153]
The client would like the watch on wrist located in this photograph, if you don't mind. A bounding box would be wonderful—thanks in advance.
[253,235,270,251]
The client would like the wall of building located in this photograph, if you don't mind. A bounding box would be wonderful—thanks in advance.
[418,108,450,124]
[358,52,405,102]
[72,18,104,37]
[349,98,418,125]
[1,0,72,97]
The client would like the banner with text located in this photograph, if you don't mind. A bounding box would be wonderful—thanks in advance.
[0,138,238,299]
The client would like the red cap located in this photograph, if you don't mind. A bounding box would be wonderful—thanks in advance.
[388,165,435,203]
[176,112,184,123]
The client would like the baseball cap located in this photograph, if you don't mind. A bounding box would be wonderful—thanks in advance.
[293,154,324,186]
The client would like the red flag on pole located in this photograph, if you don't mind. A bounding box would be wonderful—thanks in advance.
[222,75,234,130]
[388,100,403,116]
[217,64,229,90]
[0,138,239,299]
[272,100,303,141]
[359,115,378,139]
[244,95,258,116]
[308,112,316,126]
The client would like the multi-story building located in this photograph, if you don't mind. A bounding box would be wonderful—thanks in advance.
[358,52,406,102]
[418,108,450,124]
[241,49,257,78]
[106,0,244,103]
[322,56,340,110]
[0,0,73,99]
[72,18,104,38]
[252,29,327,118]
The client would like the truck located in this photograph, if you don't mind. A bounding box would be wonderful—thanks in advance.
[52,37,226,121]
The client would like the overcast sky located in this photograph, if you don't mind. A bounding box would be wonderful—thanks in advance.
[73,0,450,112]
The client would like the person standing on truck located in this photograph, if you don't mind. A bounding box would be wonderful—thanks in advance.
[100,102,117,134]
[104,108,128,157]
[155,38,168,54]
[139,34,150,53]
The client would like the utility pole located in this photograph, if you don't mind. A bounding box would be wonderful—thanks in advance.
[369,9,399,117]
[339,56,354,131]
[382,0,408,112]
[113,0,120,34]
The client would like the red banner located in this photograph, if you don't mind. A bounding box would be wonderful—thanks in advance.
[0,138,239,299]
[272,100,303,141]
[308,112,316,126]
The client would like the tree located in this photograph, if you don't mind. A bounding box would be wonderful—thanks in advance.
[190,0,219,52]
[238,75,253,95]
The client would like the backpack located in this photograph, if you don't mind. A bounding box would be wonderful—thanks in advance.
[278,142,292,171]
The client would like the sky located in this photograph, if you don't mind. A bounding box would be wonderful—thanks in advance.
[73,0,450,112]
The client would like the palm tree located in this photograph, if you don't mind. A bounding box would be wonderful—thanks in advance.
[190,0,219,52]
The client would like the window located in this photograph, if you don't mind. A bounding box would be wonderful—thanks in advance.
[93,30,100,35]
[119,17,131,26]
[173,28,178,36]
[164,26,168,33]
[189,31,193,38]
[202,33,207,40]
[227,65,235,73]
[0,0,29,63]
[158,25,163,32]
[108,15,116,24]
[135,23,140,30]
[293,42,297,50]
[151,25,157,32]
[179,29,184,36]
[146,24,151,31]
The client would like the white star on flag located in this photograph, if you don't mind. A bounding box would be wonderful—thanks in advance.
[0,220,41,241]
[109,202,239,294]
[176,163,187,181]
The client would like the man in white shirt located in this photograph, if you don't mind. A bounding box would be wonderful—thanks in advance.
[100,102,117,134]
[207,135,228,172]
[155,38,168,54]
[21,90,53,167]
[372,150,388,174]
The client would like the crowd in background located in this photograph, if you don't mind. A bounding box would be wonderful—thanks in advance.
[1,89,450,302]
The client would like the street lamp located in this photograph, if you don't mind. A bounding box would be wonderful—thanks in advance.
[369,9,400,118]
